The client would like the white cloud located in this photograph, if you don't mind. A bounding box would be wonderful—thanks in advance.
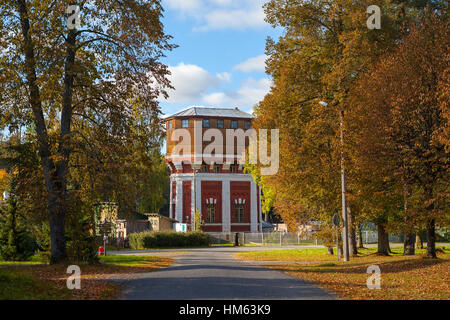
[195,7,266,31]
[233,54,267,73]
[165,0,201,12]
[162,61,271,109]
[202,77,272,108]
[164,0,270,31]
[163,63,231,103]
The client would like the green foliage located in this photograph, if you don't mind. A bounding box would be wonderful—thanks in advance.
[65,197,98,264]
[0,179,37,261]
[32,222,51,263]
[129,231,210,249]
[244,160,274,215]
[193,209,204,232]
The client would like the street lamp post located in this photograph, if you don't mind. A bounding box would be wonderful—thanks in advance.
[339,109,350,262]
[320,101,350,261]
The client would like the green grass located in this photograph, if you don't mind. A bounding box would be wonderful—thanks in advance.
[236,245,450,261]
[237,247,335,261]
[0,269,69,300]
[99,255,165,267]
[0,255,44,266]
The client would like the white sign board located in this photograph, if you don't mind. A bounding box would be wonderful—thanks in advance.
[174,223,187,233]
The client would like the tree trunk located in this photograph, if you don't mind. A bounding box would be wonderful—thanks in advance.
[357,224,364,248]
[338,244,343,256]
[402,182,415,255]
[426,219,437,258]
[49,203,67,264]
[403,233,415,255]
[424,185,436,258]
[347,207,358,256]
[416,233,423,249]
[377,224,390,255]
[17,0,76,264]
[327,247,334,255]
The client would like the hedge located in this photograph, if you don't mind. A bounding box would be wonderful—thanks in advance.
[128,231,211,249]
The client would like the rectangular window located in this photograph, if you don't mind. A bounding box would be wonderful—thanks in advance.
[217,119,224,128]
[168,120,173,129]
[182,119,189,128]
[244,120,251,129]
[230,164,236,173]
[206,204,216,223]
[235,204,244,223]
[213,164,220,173]
[230,120,238,129]
[202,119,210,128]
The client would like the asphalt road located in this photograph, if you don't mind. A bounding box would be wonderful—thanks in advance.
[109,246,335,300]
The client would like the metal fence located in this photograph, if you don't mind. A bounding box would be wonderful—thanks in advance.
[360,231,403,244]
[208,232,322,246]
[208,231,405,246]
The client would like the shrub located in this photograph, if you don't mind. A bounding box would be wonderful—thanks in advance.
[66,214,98,265]
[129,231,210,249]
[0,189,37,261]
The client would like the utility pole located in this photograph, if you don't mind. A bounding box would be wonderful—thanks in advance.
[320,101,350,262]
[339,109,350,261]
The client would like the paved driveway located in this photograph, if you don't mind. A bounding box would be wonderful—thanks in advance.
[108,246,335,300]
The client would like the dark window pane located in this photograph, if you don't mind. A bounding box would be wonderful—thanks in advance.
[207,204,215,223]
[202,119,210,128]
[182,119,189,128]
[235,204,244,222]
[230,120,238,129]
[244,121,251,129]
[217,119,224,128]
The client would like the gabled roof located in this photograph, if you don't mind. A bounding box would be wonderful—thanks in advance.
[163,106,254,119]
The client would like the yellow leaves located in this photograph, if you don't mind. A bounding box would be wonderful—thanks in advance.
[0,169,9,196]
[267,251,450,300]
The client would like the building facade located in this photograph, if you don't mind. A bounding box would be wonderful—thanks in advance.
[165,106,262,233]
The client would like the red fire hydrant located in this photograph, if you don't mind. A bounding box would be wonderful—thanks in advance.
[98,246,105,256]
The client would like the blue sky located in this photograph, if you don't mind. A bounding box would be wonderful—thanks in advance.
[158,0,282,116]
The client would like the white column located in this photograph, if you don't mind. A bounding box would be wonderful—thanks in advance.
[258,185,263,231]
[175,179,183,223]
[250,180,257,232]
[195,178,202,218]
[191,177,195,226]
[169,176,173,219]
[222,180,231,233]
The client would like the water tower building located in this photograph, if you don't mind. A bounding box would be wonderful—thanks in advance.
[164,106,262,233]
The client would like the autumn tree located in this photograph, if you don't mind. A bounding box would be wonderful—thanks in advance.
[0,0,175,263]
[255,0,436,254]
[349,13,449,258]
